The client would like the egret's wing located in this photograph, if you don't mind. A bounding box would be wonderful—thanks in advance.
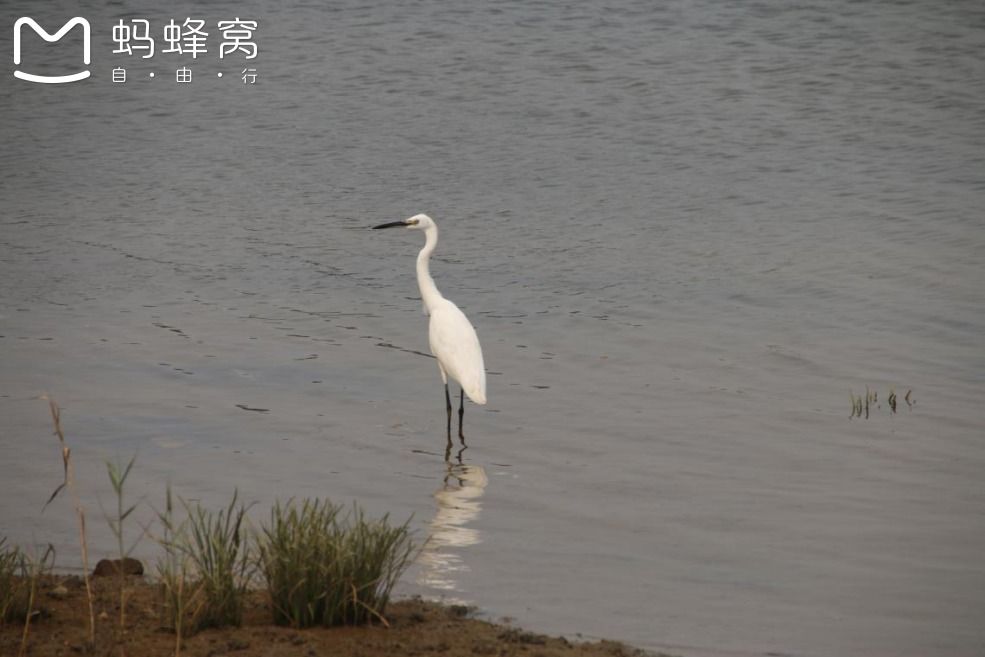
[429,300,486,404]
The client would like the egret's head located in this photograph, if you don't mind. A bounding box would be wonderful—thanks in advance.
[372,213,435,231]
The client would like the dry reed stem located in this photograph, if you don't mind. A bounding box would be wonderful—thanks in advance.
[43,396,96,646]
[16,577,35,657]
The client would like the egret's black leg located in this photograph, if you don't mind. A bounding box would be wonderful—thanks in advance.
[458,387,465,440]
[445,384,453,437]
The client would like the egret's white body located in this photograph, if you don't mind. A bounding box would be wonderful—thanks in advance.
[373,214,486,431]
[428,299,487,404]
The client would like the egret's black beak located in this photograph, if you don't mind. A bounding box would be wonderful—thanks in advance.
[372,221,408,230]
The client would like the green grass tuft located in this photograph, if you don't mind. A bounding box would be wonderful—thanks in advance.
[256,499,415,628]
[0,538,30,624]
[0,538,54,626]
[154,484,200,648]
[182,490,253,630]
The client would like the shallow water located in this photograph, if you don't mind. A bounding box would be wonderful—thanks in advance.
[2,1,984,656]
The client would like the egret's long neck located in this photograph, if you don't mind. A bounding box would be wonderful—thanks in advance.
[416,224,444,312]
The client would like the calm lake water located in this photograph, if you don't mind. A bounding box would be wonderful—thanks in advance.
[2,2,984,656]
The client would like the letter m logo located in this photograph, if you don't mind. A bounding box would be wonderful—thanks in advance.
[14,17,91,83]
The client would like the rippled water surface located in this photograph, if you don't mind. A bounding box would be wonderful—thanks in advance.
[2,2,984,656]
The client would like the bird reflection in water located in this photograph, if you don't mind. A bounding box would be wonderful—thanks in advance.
[417,446,488,600]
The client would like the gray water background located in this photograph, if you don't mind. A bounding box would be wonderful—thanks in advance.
[2,1,984,656]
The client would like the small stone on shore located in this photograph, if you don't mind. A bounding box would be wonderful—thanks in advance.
[93,557,144,577]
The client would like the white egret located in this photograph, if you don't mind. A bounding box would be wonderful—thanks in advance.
[373,214,486,438]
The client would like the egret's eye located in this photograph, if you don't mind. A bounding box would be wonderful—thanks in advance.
[408,219,420,225]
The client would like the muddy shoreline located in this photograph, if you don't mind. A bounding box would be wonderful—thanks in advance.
[1,572,659,657]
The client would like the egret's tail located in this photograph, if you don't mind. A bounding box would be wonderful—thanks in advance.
[464,378,486,405]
